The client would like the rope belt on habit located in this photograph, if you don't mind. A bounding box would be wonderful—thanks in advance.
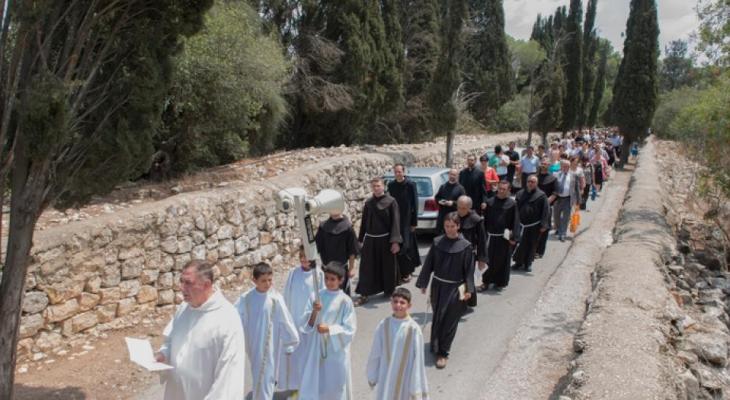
[487,232,504,237]
[521,220,542,228]
[433,275,461,284]
[364,232,389,238]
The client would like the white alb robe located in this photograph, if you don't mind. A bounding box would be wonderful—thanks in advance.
[235,288,299,400]
[366,316,429,400]
[299,288,357,400]
[159,291,246,400]
[278,266,325,391]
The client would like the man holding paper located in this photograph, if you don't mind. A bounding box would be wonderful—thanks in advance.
[156,260,246,400]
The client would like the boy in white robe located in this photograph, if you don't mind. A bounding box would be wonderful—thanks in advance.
[235,262,300,400]
[367,287,429,400]
[157,260,246,400]
[299,262,357,400]
[278,247,325,393]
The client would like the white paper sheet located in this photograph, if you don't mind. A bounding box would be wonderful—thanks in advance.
[125,337,174,371]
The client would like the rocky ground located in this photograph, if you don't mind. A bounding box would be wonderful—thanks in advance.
[655,140,730,399]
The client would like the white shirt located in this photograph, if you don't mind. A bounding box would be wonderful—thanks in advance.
[556,171,574,197]
[496,154,509,176]
[160,291,246,400]
[519,155,540,174]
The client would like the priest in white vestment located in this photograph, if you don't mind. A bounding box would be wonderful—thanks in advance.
[299,263,357,400]
[277,250,325,392]
[235,263,300,400]
[367,288,429,400]
[157,260,245,400]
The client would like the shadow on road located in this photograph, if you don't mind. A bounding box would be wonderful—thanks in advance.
[15,384,86,400]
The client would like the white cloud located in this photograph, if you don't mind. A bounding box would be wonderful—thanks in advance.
[504,0,700,56]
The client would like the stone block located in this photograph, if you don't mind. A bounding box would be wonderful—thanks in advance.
[140,269,160,285]
[19,314,45,339]
[120,280,141,298]
[205,235,219,250]
[22,292,49,314]
[118,247,143,261]
[85,276,102,293]
[218,239,235,259]
[25,273,37,290]
[116,298,136,317]
[96,304,118,323]
[684,332,729,366]
[44,299,80,323]
[158,289,175,305]
[71,311,98,333]
[121,257,144,279]
[137,286,158,304]
[217,225,233,240]
[178,220,195,235]
[101,264,121,288]
[174,254,192,270]
[260,232,273,245]
[158,272,174,289]
[160,255,175,273]
[161,236,178,254]
[43,279,84,305]
[99,287,121,305]
[192,230,206,245]
[177,237,193,254]
[205,219,220,236]
[192,245,206,260]
[79,293,100,312]
[218,259,234,277]
[36,331,63,351]
[194,215,206,231]
[143,235,160,250]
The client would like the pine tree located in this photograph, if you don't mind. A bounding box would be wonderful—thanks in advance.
[533,45,566,147]
[463,0,514,124]
[588,40,609,127]
[610,0,659,162]
[429,0,467,166]
[578,0,598,129]
[560,0,583,134]
[400,0,442,140]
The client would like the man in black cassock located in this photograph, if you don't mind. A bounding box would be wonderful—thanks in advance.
[537,159,558,258]
[435,169,465,234]
[481,181,520,291]
[458,155,487,212]
[356,177,402,306]
[512,175,550,272]
[416,212,474,369]
[387,164,421,282]
[315,210,359,295]
[456,195,486,307]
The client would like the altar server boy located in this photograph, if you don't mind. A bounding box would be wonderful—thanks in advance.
[235,262,299,400]
[367,287,429,400]
[299,262,357,400]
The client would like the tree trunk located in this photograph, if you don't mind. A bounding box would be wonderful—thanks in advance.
[527,127,533,147]
[445,130,455,168]
[619,137,632,168]
[0,142,42,400]
[541,131,548,149]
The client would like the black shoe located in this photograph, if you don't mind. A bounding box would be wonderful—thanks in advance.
[535,254,543,259]
[512,264,523,270]
[559,236,565,242]
[525,265,532,272]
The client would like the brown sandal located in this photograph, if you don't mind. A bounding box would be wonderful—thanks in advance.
[354,296,369,307]
[436,356,448,369]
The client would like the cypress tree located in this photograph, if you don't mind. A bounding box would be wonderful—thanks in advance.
[610,0,659,162]
[428,0,467,166]
[401,0,442,140]
[533,47,566,147]
[463,0,514,124]
[379,0,405,117]
[560,0,583,134]
[588,40,609,127]
[578,0,598,129]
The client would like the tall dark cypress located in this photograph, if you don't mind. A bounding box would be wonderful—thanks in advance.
[428,0,467,167]
[560,0,583,134]
[533,49,566,147]
[610,0,659,161]
[578,0,598,129]
[401,0,442,139]
[588,40,609,127]
[380,0,405,115]
[463,0,514,124]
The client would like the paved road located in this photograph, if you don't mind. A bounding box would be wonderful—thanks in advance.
[140,184,619,400]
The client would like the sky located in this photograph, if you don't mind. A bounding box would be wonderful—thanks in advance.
[504,0,700,56]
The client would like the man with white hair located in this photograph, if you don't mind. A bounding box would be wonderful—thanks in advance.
[157,260,246,400]
[550,160,581,242]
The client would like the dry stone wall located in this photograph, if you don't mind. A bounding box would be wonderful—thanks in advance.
[17,132,530,359]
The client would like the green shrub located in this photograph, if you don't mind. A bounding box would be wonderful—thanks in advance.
[491,94,530,132]
[652,87,701,139]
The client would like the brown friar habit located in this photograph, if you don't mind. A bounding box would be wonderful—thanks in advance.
[416,234,475,358]
[356,194,402,297]
[482,196,520,288]
[512,188,550,270]
[458,167,487,211]
[435,181,465,234]
[537,172,558,257]
[315,216,359,294]
[387,178,422,278]
[457,210,486,307]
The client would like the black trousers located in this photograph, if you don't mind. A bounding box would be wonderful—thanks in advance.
[537,206,553,256]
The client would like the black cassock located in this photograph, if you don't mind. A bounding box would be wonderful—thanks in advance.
[512,188,550,269]
[416,235,475,358]
[482,196,520,288]
[458,210,486,307]
[387,178,421,278]
[315,216,359,294]
[537,172,558,257]
[458,167,487,211]
[435,182,465,234]
[356,194,402,297]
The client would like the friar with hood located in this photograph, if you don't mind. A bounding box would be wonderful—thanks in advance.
[387,163,421,283]
[455,195,486,307]
[512,174,550,272]
[481,180,520,291]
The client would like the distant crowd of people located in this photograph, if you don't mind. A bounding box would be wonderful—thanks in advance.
[154,129,630,399]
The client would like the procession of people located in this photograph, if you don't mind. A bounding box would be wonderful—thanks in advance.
[156,129,621,399]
